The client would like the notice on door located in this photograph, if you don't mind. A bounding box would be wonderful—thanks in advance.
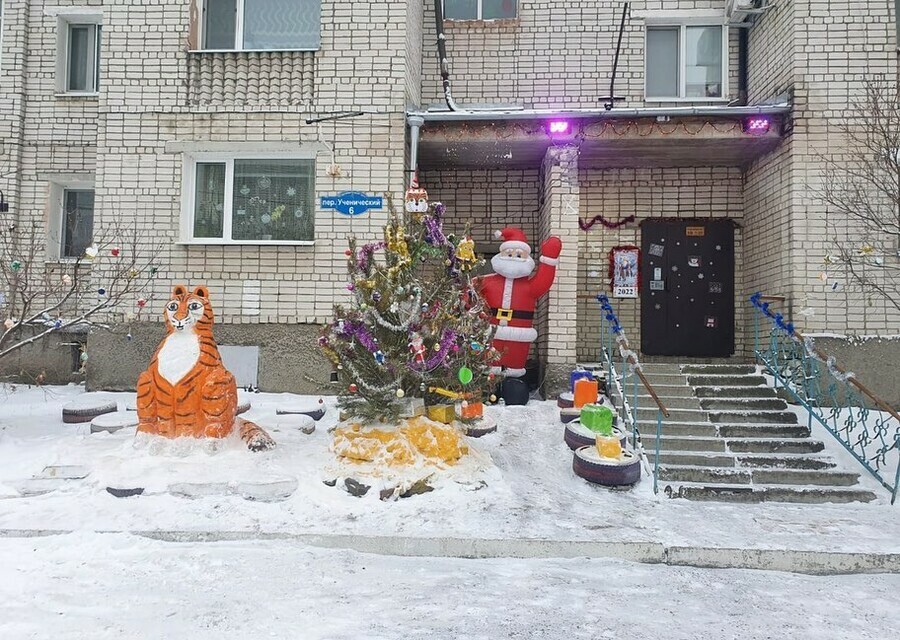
[686,226,705,237]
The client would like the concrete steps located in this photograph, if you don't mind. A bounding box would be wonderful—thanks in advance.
[659,465,860,487]
[699,398,788,411]
[693,386,779,398]
[666,483,877,504]
[619,363,879,504]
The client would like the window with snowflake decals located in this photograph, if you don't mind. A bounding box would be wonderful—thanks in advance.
[183,155,315,244]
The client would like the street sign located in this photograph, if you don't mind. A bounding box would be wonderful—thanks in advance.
[320,192,383,217]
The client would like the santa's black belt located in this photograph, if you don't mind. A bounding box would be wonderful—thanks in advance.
[491,307,534,321]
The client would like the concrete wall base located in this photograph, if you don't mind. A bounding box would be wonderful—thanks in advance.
[542,362,574,398]
[87,323,335,394]
[0,328,86,385]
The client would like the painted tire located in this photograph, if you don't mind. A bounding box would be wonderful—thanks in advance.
[236,401,251,416]
[62,396,118,424]
[564,422,626,451]
[557,392,574,409]
[90,412,139,434]
[465,416,498,438]
[573,447,641,486]
[271,414,316,434]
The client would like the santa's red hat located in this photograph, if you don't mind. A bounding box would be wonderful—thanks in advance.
[494,227,531,254]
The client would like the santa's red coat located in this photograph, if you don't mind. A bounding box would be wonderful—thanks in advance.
[477,258,558,369]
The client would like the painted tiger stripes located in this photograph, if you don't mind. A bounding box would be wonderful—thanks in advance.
[136,285,275,451]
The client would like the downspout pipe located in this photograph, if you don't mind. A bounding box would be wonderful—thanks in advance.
[407,115,425,181]
[738,26,749,105]
[433,0,460,112]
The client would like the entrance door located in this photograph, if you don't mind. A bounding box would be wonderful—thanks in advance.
[640,219,735,357]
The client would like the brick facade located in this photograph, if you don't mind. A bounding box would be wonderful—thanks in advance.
[2,1,898,391]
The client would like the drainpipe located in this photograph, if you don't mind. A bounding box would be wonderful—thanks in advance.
[433,0,459,111]
[407,115,425,182]
[738,27,749,105]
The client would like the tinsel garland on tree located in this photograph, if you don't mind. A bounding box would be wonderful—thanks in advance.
[319,193,500,424]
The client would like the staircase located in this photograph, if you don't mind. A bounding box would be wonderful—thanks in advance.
[612,363,878,504]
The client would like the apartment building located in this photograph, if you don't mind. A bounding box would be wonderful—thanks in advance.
[0,1,897,393]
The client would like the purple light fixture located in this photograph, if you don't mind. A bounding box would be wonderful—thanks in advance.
[547,120,571,136]
[743,116,772,135]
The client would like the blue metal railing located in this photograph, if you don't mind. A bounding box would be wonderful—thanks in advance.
[597,294,668,494]
[751,292,900,504]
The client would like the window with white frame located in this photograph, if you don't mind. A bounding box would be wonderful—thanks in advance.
[56,13,102,94]
[444,0,518,21]
[646,24,725,99]
[201,0,321,51]
[185,156,315,243]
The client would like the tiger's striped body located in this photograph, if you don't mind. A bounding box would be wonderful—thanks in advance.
[136,285,275,451]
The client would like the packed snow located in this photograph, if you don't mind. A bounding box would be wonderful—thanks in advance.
[1,532,899,640]
[1,384,898,557]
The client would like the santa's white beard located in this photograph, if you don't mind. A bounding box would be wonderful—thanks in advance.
[491,254,535,279]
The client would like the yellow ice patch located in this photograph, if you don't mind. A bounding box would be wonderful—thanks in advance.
[332,417,469,467]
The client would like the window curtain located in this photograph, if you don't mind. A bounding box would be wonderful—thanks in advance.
[243,0,321,50]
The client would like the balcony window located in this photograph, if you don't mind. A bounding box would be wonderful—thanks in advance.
[201,0,321,51]
[184,156,315,244]
[646,24,725,99]
[444,0,518,21]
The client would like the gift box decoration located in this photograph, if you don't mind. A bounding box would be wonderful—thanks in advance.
[580,403,614,435]
[459,401,484,420]
[573,378,599,408]
[570,369,594,393]
[427,404,456,424]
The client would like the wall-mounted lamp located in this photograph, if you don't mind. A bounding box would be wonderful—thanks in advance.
[742,116,772,135]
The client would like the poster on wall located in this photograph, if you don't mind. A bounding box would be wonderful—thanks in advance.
[609,245,640,298]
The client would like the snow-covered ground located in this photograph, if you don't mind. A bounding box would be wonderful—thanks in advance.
[0,384,899,557]
[1,532,898,640]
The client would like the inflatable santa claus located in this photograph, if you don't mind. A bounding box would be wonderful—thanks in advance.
[477,227,562,378]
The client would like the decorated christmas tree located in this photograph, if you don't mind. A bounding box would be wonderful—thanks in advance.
[319,180,499,425]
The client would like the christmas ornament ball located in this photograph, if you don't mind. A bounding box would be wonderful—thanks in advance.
[396,388,405,398]
[349,383,358,393]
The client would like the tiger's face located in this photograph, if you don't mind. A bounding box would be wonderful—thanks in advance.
[165,285,211,333]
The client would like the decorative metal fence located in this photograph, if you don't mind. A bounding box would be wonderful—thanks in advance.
[751,292,900,504]
[597,294,669,494]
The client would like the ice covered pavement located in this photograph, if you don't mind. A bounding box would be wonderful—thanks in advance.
[1,532,898,640]
[1,385,899,574]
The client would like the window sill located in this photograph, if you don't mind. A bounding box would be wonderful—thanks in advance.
[55,92,99,99]
[176,240,316,247]
[643,97,732,103]
[188,48,319,54]
[45,258,84,265]
[443,18,520,26]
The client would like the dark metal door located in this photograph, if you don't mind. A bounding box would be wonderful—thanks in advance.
[640,220,735,357]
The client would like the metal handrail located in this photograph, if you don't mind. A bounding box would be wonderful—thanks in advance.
[750,292,900,504]
[597,294,668,493]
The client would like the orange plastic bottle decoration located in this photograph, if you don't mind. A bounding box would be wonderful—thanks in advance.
[573,378,599,408]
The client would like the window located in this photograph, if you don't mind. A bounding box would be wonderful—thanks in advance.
[444,0,518,21]
[185,157,315,244]
[201,0,321,51]
[66,23,101,92]
[646,25,725,99]
[55,12,102,95]
[61,189,95,258]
